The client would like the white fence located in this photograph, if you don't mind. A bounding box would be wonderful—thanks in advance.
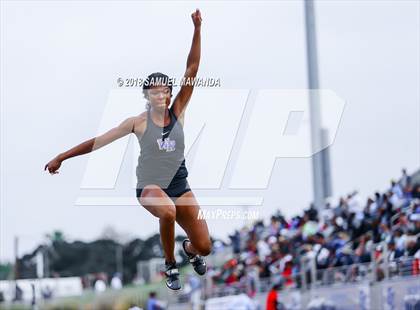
[0,277,83,303]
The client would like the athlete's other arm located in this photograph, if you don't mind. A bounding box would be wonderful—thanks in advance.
[44,117,135,174]
[171,9,202,120]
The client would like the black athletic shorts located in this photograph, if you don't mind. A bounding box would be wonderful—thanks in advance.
[136,177,191,203]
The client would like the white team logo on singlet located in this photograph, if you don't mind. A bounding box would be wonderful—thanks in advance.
[157,138,176,152]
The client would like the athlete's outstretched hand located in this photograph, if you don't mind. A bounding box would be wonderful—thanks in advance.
[191,9,202,28]
[44,156,62,175]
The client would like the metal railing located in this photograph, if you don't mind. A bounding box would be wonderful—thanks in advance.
[200,254,419,300]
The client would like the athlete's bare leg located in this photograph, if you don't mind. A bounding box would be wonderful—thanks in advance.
[174,191,212,256]
[138,185,176,263]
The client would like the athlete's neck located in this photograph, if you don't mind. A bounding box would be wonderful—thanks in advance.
[150,107,170,126]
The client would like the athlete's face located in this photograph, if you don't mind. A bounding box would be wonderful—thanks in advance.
[147,86,171,109]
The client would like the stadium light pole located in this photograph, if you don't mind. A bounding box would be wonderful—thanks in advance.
[14,236,19,280]
[304,0,332,210]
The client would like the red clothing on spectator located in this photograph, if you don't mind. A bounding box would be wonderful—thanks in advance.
[413,258,420,275]
[266,289,277,310]
[282,265,294,287]
[225,273,237,285]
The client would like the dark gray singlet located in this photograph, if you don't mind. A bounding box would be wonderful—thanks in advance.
[134,105,188,189]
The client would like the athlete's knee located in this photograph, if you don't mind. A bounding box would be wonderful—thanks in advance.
[159,205,176,222]
[194,239,212,256]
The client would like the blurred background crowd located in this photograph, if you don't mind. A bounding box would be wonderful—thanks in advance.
[208,169,420,294]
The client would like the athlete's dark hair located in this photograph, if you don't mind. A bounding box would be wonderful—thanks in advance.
[142,72,173,110]
[143,72,173,94]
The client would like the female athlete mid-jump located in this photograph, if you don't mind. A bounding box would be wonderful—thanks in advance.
[44,9,212,290]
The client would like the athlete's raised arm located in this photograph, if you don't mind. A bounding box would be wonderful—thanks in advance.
[44,117,135,174]
[171,9,202,119]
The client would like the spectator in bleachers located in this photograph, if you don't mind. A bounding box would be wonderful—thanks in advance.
[209,169,420,292]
